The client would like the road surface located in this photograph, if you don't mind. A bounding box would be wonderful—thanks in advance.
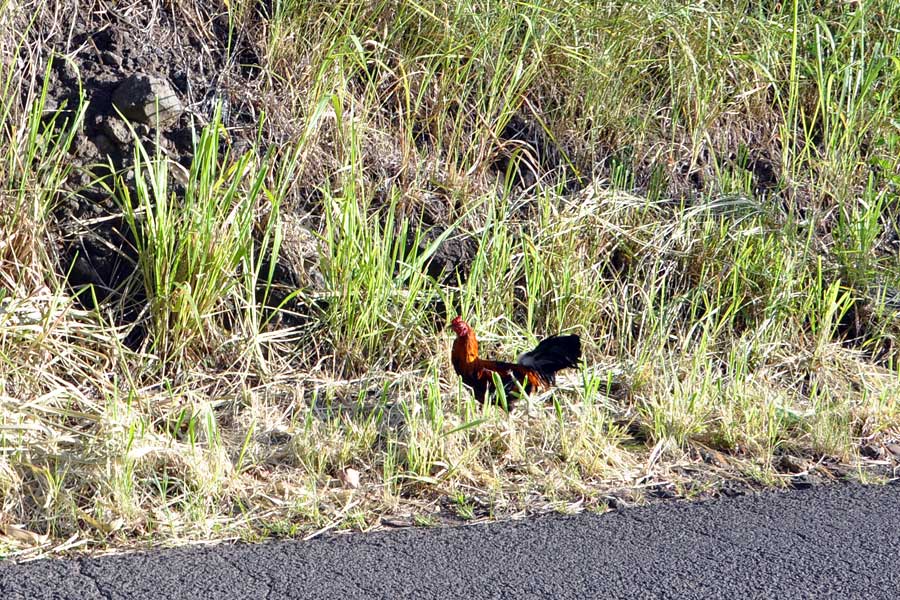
[2,481,898,599]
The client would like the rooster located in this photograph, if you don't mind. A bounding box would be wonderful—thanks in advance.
[450,316,581,405]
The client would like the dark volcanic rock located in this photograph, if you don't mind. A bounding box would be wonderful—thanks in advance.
[111,73,183,127]
[419,229,477,283]
[100,116,131,146]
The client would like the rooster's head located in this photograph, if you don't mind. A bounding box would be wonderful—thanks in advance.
[450,316,470,336]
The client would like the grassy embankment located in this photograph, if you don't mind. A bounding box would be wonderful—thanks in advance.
[1,0,899,557]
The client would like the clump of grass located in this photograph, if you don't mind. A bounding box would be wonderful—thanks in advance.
[1,0,900,559]
[1,54,85,293]
[109,105,277,365]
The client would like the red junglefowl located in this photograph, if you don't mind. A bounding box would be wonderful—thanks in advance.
[450,316,581,405]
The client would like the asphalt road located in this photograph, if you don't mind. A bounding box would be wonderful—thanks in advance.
[2,481,899,599]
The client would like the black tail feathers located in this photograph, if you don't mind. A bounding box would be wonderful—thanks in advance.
[516,334,581,382]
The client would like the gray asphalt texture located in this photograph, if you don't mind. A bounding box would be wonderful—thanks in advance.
[2,481,899,599]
